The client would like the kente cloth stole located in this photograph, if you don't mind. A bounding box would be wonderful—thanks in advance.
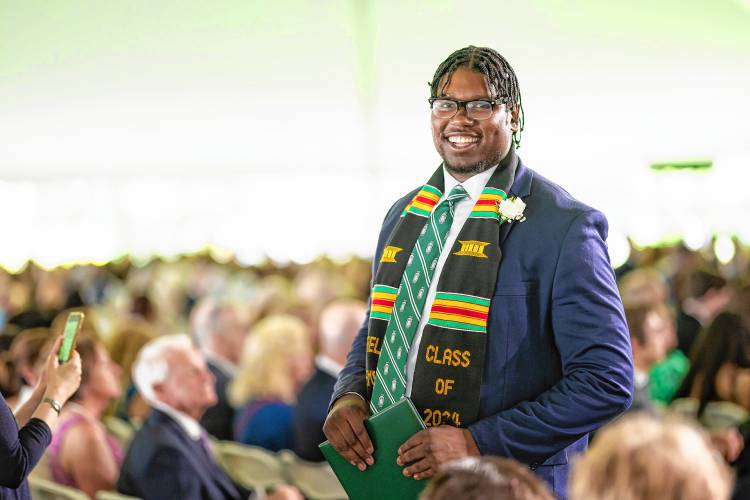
[366,149,518,428]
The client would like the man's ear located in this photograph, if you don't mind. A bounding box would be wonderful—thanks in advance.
[152,382,166,402]
[509,108,520,132]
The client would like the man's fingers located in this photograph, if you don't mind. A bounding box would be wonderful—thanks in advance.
[342,412,373,465]
[327,424,364,468]
[397,442,426,466]
[342,427,371,467]
[397,429,427,464]
[350,419,375,457]
[324,408,373,470]
[403,458,433,480]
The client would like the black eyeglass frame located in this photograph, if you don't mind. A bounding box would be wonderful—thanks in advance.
[428,97,509,119]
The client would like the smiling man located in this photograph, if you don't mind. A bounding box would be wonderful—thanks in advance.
[323,46,633,499]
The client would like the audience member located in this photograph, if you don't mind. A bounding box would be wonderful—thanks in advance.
[6,270,66,330]
[108,320,156,425]
[676,312,750,415]
[419,456,553,500]
[191,298,249,440]
[293,299,366,461]
[230,315,313,451]
[619,267,669,308]
[1,336,82,499]
[677,270,732,356]
[9,328,52,408]
[624,304,676,413]
[118,334,300,500]
[570,414,732,500]
[47,338,123,497]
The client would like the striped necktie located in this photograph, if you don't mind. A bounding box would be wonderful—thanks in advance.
[370,184,468,413]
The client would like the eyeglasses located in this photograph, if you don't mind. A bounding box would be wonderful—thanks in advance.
[428,97,508,120]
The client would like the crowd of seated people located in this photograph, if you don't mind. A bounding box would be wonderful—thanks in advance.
[0,243,749,498]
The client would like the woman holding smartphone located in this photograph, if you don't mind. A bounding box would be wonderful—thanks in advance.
[0,335,82,500]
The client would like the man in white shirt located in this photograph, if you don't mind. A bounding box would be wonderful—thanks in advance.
[191,298,249,440]
[324,46,633,500]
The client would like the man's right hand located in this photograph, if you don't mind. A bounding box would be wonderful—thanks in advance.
[322,394,374,471]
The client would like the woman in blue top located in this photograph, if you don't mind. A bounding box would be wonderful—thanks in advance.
[1,335,81,499]
[229,315,312,451]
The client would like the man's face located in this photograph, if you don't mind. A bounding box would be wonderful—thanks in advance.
[216,309,249,365]
[155,347,217,417]
[431,67,518,180]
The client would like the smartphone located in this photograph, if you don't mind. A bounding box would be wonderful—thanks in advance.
[58,312,85,363]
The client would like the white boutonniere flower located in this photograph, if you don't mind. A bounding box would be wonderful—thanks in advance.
[498,196,526,222]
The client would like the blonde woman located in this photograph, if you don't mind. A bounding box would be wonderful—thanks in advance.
[229,315,312,451]
[570,413,733,500]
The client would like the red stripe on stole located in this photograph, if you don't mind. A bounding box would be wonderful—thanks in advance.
[372,298,395,307]
[475,199,499,206]
[415,195,438,206]
[431,305,488,320]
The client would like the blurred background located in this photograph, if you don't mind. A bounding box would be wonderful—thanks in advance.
[1,0,749,268]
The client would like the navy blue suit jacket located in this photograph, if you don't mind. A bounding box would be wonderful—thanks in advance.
[201,360,235,441]
[332,160,634,498]
[117,409,246,500]
[293,366,338,462]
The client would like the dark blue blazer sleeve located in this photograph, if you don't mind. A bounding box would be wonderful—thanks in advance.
[468,209,634,465]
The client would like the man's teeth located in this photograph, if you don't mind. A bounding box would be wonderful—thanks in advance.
[448,136,478,144]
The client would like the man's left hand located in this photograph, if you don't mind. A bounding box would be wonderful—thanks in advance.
[396,426,480,480]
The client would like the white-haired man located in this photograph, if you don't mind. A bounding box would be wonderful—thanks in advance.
[293,299,367,461]
[190,298,249,440]
[117,335,300,500]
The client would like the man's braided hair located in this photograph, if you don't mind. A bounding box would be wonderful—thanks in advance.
[429,46,525,147]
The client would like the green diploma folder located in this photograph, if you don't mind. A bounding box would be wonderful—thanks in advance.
[319,398,428,500]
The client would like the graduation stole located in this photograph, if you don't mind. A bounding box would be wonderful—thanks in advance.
[365,149,519,428]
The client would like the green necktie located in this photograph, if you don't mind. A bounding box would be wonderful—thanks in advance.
[370,184,468,414]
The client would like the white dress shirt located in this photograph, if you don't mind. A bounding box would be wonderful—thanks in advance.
[151,400,203,441]
[405,164,498,395]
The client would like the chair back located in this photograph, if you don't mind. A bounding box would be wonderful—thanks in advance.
[669,397,749,429]
[95,491,142,500]
[279,450,347,500]
[28,477,88,500]
[215,441,286,491]
[103,416,136,450]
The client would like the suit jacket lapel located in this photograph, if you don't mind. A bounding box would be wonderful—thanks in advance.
[152,410,239,499]
[499,159,534,247]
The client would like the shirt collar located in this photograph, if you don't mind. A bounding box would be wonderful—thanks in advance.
[315,355,343,378]
[151,400,204,441]
[205,353,237,378]
[441,164,498,202]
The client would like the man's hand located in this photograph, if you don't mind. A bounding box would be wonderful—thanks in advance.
[322,395,374,471]
[397,426,480,480]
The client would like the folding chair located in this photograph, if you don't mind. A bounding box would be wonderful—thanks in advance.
[103,416,136,450]
[28,476,88,500]
[279,450,347,500]
[215,441,286,492]
[95,491,142,500]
